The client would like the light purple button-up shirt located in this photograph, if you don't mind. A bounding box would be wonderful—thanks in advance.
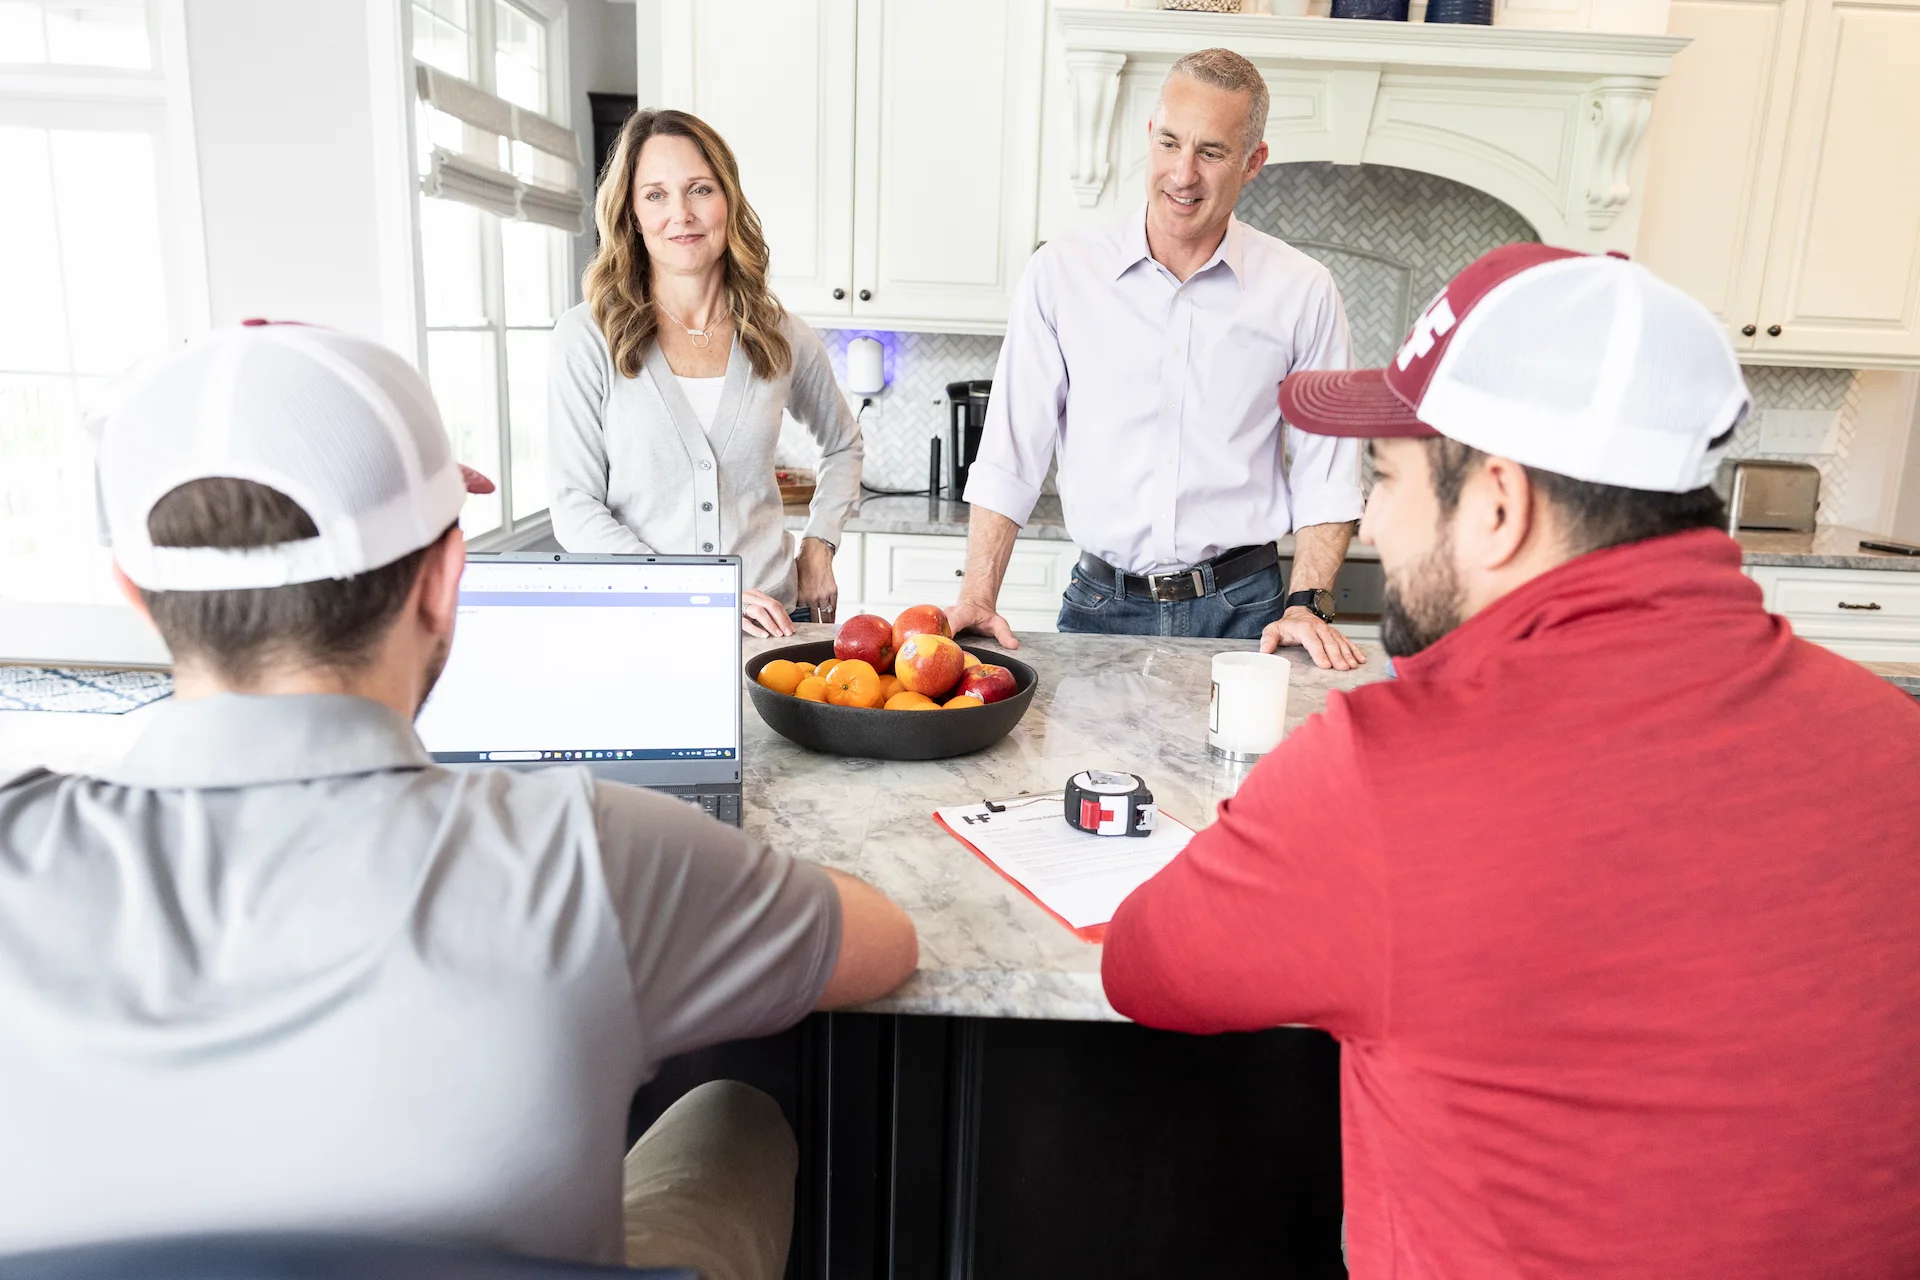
[964,210,1363,575]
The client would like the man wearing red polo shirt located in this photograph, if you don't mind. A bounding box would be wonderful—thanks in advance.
[1102,244,1920,1279]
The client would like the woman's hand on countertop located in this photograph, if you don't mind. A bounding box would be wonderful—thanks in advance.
[742,588,796,639]
[795,537,839,624]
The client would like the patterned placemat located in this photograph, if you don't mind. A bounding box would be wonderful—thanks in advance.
[0,666,173,715]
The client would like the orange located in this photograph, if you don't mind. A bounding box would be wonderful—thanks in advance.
[794,675,829,703]
[943,695,984,710]
[825,658,884,709]
[815,658,842,684]
[878,674,905,703]
[757,659,803,696]
[885,691,937,711]
[793,662,816,677]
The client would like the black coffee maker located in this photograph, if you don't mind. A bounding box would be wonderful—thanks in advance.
[945,379,991,500]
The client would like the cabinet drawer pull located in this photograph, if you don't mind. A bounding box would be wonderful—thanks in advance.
[1837,601,1882,611]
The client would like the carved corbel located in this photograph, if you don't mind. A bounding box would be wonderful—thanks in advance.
[1584,77,1657,230]
[1065,49,1127,208]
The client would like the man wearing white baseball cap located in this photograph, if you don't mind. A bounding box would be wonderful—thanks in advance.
[0,323,917,1280]
[1103,245,1920,1278]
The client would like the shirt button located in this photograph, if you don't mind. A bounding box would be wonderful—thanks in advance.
[1173,345,1183,356]
[702,542,714,552]
[700,460,712,471]
[701,501,713,512]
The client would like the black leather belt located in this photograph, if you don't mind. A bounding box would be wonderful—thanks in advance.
[1076,543,1279,603]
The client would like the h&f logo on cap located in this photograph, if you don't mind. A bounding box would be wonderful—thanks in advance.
[1396,294,1457,372]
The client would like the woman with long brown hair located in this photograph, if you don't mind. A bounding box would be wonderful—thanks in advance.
[548,109,860,635]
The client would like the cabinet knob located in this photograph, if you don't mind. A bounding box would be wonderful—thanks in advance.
[1766,324,1782,337]
[832,287,846,301]
[1740,324,1757,337]
[858,289,872,302]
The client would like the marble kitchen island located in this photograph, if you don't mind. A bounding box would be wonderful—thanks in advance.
[740,626,1386,1022]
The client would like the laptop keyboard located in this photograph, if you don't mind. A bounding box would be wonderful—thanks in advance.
[676,791,742,827]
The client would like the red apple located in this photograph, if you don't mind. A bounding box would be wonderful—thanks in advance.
[835,613,896,671]
[956,663,1016,705]
[895,632,965,698]
[891,603,953,656]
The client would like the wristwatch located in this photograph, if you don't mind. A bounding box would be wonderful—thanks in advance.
[1284,588,1337,622]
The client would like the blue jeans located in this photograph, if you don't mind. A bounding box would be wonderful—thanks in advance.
[1056,562,1287,639]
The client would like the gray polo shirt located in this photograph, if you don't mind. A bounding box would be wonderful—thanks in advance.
[0,693,840,1263]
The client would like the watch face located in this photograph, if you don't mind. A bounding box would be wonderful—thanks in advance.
[1313,589,1337,620]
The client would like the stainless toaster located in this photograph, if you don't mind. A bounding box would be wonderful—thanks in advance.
[1721,460,1820,533]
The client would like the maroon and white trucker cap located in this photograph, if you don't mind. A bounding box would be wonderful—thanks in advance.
[1279,243,1750,493]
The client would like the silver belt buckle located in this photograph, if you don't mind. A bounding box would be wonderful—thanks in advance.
[1147,568,1205,602]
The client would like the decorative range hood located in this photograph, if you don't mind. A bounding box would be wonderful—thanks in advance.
[1054,7,1688,251]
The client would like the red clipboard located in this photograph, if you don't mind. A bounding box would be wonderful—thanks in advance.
[932,810,1109,943]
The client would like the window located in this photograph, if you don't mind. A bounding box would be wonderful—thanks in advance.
[0,0,199,635]
[0,0,151,68]
[411,0,579,542]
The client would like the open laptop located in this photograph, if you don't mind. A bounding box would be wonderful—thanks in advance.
[415,552,745,825]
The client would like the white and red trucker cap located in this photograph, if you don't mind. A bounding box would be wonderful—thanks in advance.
[1279,243,1751,493]
[96,322,468,592]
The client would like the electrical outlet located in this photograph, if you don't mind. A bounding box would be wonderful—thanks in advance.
[1756,408,1839,455]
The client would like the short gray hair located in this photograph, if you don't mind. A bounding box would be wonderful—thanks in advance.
[1159,48,1269,158]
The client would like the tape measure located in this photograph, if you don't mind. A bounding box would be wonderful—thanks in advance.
[1064,770,1156,837]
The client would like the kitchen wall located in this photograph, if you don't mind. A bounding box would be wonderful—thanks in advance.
[784,160,1915,532]
[566,0,642,285]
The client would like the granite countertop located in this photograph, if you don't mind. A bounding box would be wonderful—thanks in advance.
[790,502,1917,573]
[742,626,1387,1022]
[1732,524,1920,572]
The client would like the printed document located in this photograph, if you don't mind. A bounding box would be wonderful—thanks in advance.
[933,795,1194,931]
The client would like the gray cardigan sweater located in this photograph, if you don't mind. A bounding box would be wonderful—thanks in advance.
[546,303,862,607]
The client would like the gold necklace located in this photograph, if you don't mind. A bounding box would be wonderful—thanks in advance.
[655,298,730,349]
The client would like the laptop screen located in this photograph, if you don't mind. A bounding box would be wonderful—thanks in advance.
[416,554,743,786]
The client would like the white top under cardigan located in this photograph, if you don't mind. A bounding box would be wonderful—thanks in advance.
[546,305,862,607]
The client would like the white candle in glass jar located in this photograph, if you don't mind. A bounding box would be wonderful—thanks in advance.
[1208,652,1292,760]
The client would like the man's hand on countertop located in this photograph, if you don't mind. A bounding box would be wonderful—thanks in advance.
[949,598,1019,649]
[1262,606,1364,671]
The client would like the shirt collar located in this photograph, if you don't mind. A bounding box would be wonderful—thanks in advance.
[1112,206,1247,289]
[98,693,433,789]
[1390,529,1761,685]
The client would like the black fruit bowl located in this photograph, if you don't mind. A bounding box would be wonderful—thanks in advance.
[745,640,1038,760]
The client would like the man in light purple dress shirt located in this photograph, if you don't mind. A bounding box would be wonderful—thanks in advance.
[949,49,1365,670]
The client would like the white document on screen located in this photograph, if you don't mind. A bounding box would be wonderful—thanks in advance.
[934,796,1195,931]
[415,562,739,758]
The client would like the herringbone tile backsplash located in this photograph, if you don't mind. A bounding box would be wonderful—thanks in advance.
[779,162,1868,516]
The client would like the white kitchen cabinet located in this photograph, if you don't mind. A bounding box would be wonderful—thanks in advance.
[659,0,856,318]
[1747,564,1920,659]
[660,0,1045,334]
[1636,0,1920,368]
[860,532,1078,634]
[1749,0,1920,366]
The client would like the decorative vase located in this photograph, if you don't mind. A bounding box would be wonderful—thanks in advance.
[1425,0,1494,21]
[1331,0,1411,17]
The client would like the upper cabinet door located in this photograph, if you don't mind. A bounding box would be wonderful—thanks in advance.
[847,0,1046,329]
[1633,0,1807,350]
[1751,0,1920,365]
[660,0,857,319]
